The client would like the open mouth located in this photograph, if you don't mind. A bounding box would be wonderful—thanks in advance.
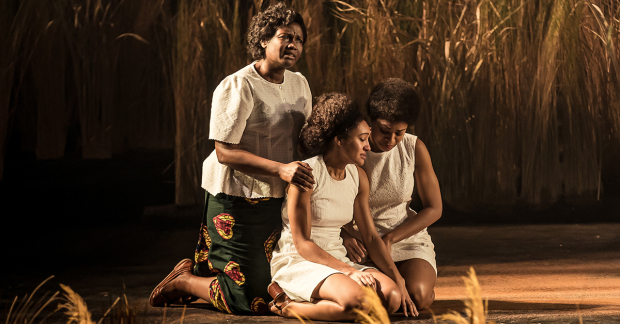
[283,52,296,59]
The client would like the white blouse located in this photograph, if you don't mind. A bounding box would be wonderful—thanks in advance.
[201,63,312,198]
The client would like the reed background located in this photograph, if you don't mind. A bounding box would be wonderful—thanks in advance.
[1,0,619,214]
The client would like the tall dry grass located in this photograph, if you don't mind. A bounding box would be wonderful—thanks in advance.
[321,0,620,209]
[1,0,174,164]
[1,0,618,210]
[0,0,16,181]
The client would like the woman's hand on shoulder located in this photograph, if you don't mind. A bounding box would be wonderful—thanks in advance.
[279,161,315,191]
[346,269,377,291]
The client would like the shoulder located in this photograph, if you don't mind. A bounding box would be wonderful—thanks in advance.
[401,133,418,159]
[288,70,308,83]
[286,71,310,90]
[414,138,433,167]
[303,155,321,169]
[216,66,254,94]
[355,165,369,192]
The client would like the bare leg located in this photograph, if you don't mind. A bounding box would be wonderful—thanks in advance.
[363,269,402,314]
[160,273,216,303]
[278,274,370,321]
[397,258,436,310]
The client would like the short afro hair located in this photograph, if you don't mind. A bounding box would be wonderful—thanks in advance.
[246,2,307,61]
[367,78,420,125]
[300,93,364,158]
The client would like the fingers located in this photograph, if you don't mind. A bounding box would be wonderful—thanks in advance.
[407,295,418,316]
[354,240,366,259]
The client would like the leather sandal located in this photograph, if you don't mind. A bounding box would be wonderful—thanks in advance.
[149,258,195,307]
[267,281,292,316]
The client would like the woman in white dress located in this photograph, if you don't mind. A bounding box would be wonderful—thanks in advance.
[342,78,442,311]
[269,93,417,321]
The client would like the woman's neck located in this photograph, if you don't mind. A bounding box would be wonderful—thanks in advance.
[322,150,347,180]
[254,60,285,84]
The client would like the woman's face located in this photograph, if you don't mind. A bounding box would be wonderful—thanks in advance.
[369,118,408,152]
[261,23,304,69]
[339,120,371,165]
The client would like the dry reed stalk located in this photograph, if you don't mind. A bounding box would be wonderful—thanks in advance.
[24,1,70,160]
[113,0,174,152]
[5,276,58,324]
[173,0,251,205]
[57,284,95,324]
[436,267,495,324]
[63,0,126,159]
[355,286,390,324]
[0,0,16,181]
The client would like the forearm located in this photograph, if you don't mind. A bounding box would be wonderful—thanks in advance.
[365,235,403,283]
[216,146,283,178]
[296,240,357,274]
[383,206,441,245]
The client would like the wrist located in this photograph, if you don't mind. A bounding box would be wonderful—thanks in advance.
[382,233,394,245]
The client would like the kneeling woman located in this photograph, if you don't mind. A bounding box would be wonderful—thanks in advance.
[269,93,416,321]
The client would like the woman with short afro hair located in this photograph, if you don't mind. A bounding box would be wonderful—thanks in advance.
[149,3,313,315]
[267,93,416,321]
[342,78,442,312]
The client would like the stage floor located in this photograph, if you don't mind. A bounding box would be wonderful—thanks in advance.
[1,223,618,323]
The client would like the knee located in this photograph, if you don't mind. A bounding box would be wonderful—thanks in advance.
[341,289,371,315]
[409,284,435,310]
[384,288,401,314]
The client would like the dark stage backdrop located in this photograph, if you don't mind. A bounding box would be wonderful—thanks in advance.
[1,0,619,217]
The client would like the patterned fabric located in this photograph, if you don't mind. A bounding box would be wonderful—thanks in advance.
[209,279,232,313]
[264,228,280,263]
[194,224,211,263]
[251,297,269,315]
[194,192,283,315]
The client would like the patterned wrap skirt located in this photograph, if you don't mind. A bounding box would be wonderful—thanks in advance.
[193,192,283,315]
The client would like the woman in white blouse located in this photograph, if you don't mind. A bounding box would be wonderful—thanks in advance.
[342,78,442,312]
[149,3,314,315]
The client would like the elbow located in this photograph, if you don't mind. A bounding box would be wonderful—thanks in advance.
[435,204,443,220]
[214,146,229,165]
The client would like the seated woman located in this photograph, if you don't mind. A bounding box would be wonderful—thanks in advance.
[268,93,417,322]
[342,78,442,311]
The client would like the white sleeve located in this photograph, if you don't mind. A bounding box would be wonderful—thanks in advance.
[208,75,254,144]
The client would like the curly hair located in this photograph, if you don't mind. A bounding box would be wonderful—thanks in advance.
[367,78,420,125]
[246,3,307,61]
[300,93,364,158]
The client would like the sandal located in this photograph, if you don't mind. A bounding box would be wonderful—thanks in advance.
[149,258,195,307]
[267,281,292,316]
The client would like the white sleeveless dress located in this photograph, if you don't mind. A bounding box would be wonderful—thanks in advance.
[345,134,437,274]
[270,155,373,301]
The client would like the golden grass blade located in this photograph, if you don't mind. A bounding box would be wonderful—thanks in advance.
[5,296,17,324]
[436,267,495,324]
[96,296,119,324]
[28,291,60,324]
[288,309,311,324]
[58,284,96,324]
[355,286,389,324]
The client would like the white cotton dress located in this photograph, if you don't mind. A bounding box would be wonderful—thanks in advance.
[270,155,374,302]
[345,134,437,274]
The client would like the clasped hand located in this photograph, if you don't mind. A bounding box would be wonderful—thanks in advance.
[279,161,314,191]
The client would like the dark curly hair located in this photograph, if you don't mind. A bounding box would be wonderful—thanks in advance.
[367,78,420,125]
[246,3,307,61]
[300,93,364,158]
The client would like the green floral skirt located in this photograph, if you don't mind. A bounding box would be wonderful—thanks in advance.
[193,192,282,315]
